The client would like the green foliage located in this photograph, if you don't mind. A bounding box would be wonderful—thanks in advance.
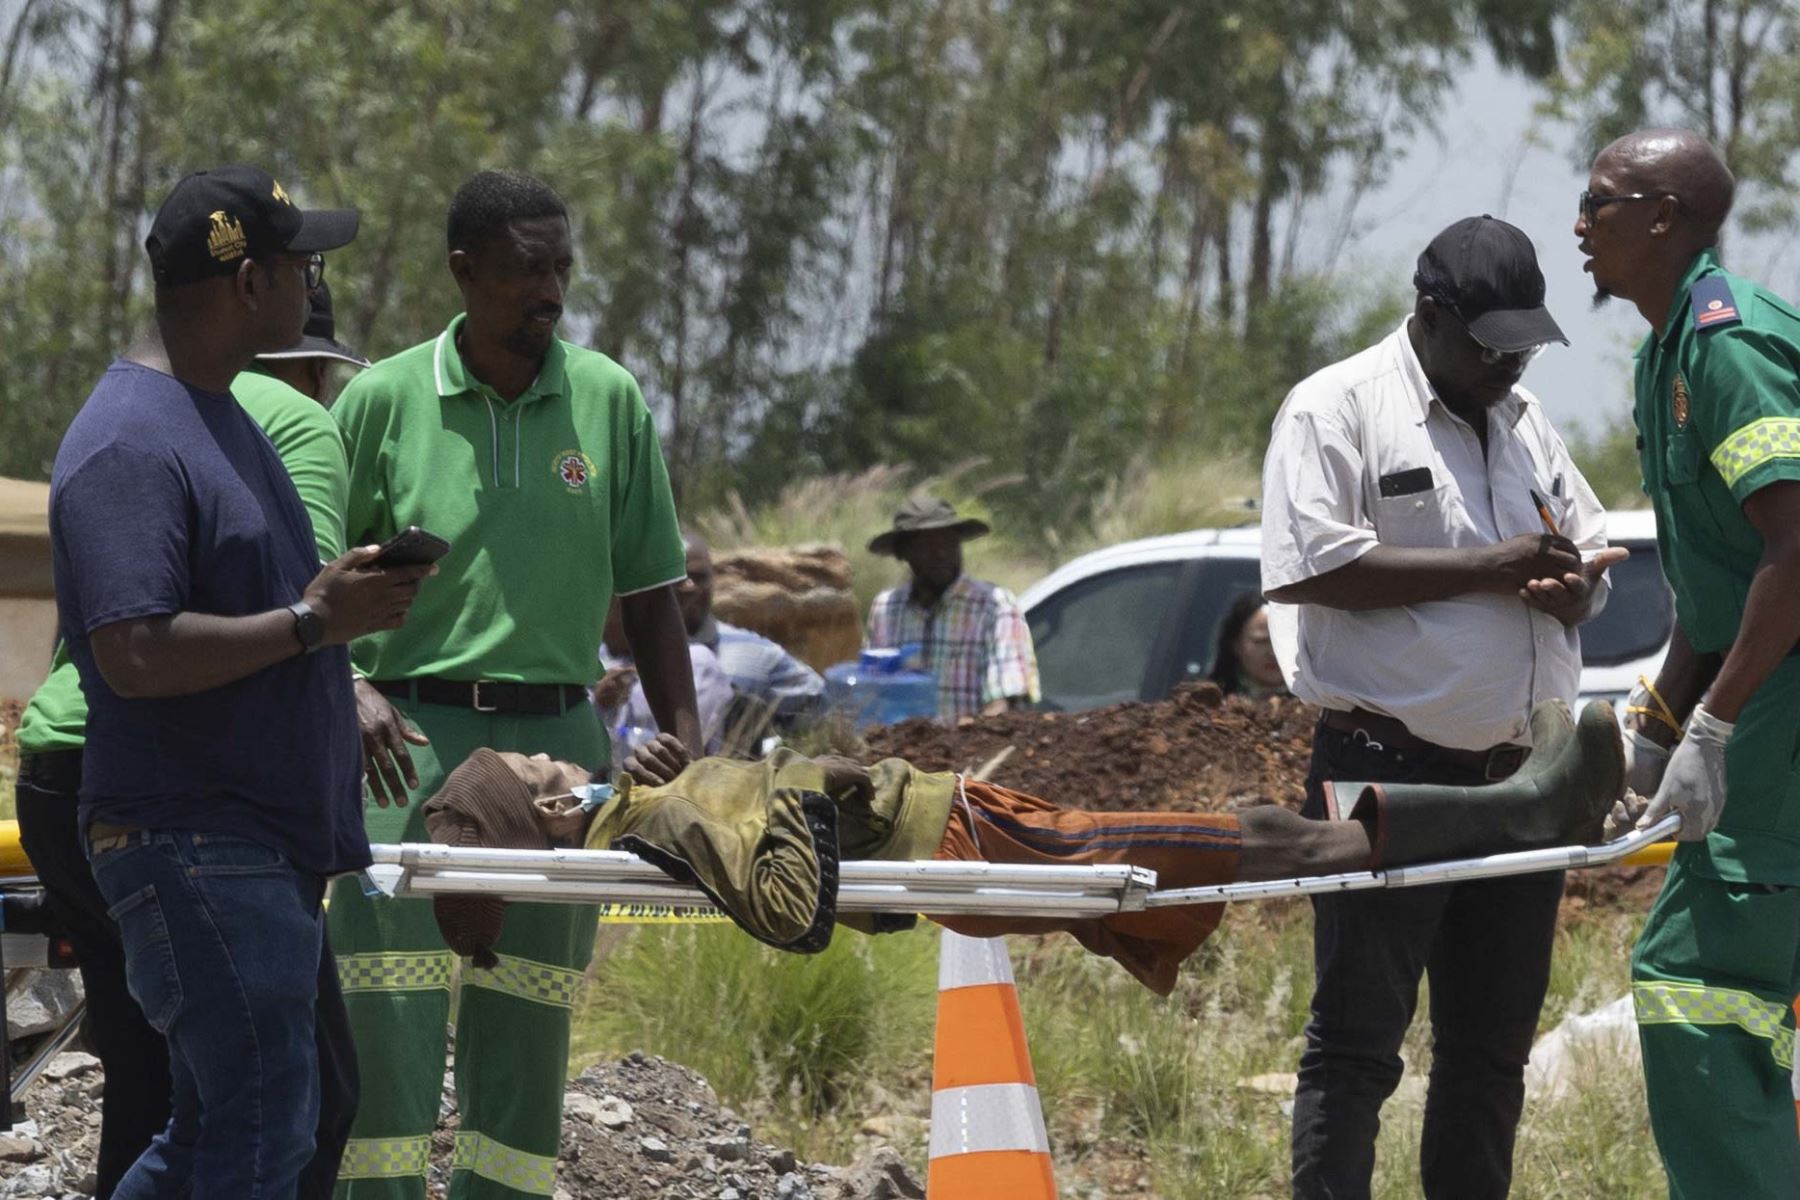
[1568,413,1651,512]
[3,0,1553,516]
[1546,0,1800,234]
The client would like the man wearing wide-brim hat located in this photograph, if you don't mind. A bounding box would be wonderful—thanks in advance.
[865,495,1039,719]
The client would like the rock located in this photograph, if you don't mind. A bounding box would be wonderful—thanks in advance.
[6,973,83,1039]
[5,1164,55,1197]
[704,1135,747,1162]
[562,1093,605,1124]
[766,1146,797,1174]
[720,1189,742,1200]
[775,1171,813,1199]
[639,1136,673,1163]
[593,1096,634,1129]
[0,1132,41,1162]
[712,545,861,671]
[837,1147,925,1200]
[42,1052,100,1082]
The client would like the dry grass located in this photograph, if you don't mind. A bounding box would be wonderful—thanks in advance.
[574,903,1666,1197]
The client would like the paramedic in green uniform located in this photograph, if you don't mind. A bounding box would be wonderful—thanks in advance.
[14,278,372,1200]
[328,169,700,1200]
[1577,128,1800,1195]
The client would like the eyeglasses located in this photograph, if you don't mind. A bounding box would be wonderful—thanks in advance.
[267,252,325,290]
[1431,297,1548,366]
[1578,190,1673,225]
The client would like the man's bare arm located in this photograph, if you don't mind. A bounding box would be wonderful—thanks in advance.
[1265,535,1582,610]
[89,547,431,699]
[620,584,703,754]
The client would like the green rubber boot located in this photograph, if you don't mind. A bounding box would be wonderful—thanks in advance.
[1324,700,1624,868]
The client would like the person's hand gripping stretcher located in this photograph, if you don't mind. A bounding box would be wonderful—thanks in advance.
[422,699,1631,995]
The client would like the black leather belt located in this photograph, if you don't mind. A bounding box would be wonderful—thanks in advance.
[1320,708,1527,782]
[371,677,589,717]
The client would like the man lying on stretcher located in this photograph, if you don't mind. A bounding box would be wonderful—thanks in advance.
[424,700,1623,995]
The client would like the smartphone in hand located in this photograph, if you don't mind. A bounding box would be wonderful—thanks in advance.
[372,526,451,568]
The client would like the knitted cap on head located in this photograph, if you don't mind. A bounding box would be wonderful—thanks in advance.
[424,747,548,968]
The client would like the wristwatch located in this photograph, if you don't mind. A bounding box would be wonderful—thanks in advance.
[287,600,324,653]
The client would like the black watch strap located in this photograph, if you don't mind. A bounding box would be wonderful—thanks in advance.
[287,600,324,652]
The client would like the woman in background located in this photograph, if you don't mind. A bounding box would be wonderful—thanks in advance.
[1208,593,1289,698]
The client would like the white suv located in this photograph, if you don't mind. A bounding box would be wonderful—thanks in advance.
[1019,511,1670,713]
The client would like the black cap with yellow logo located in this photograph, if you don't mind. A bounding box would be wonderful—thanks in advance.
[145,165,359,287]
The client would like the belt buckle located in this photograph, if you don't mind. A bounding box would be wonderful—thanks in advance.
[472,681,498,714]
[1485,745,1526,782]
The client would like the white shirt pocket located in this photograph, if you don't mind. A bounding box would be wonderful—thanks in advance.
[1373,482,1458,549]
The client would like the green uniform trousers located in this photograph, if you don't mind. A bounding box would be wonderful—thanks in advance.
[1633,850,1800,1198]
[330,698,604,1200]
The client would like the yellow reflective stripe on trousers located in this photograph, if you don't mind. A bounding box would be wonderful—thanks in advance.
[461,954,581,1009]
[452,1130,556,1196]
[338,1134,432,1180]
[1711,417,1800,488]
[1634,981,1796,1069]
[338,950,455,995]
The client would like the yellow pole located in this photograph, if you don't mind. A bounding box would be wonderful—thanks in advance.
[0,819,34,876]
[1618,841,1675,869]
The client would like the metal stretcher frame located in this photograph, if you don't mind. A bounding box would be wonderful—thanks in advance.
[363,813,1681,917]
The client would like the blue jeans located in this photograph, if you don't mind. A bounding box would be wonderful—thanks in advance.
[88,829,329,1200]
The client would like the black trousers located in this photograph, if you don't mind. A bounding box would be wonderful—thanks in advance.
[1289,722,1565,1200]
[14,751,358,1200]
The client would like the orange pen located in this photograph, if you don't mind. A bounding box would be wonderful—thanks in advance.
[1528,488,1561,537]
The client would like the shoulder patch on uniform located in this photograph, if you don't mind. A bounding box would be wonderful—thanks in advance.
[1690,276,1742,332]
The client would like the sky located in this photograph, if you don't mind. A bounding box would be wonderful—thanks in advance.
[1332,51,1797,439]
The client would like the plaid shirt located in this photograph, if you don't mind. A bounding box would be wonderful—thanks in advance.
[865,574,1040,719]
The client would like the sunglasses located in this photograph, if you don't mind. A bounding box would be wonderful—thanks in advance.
[1578,190,1674,225]
[1431,297,1548,366]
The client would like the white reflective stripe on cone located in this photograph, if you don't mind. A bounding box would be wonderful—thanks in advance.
[938,930,1015,991]
[929,1083,1051,1158]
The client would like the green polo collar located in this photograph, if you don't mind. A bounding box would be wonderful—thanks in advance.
[1655,248,1722,349]
[432,312,570,404]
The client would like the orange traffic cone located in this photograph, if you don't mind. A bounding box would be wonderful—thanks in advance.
[926,931,1056,1198]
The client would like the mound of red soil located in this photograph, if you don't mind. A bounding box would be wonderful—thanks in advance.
[863,683,1315,813]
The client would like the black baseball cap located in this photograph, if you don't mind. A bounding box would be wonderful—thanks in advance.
[145,165,358,287]
[1413,215,1567,352]
[256,281,370,368]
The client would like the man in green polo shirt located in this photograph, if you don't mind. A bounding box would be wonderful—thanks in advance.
[327,170,699,1200]
[1577,128,1800,1194]
[13,277,372,1200]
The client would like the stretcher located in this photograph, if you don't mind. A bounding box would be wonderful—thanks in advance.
[362,813,1682,915]
[3,813,1682,1118]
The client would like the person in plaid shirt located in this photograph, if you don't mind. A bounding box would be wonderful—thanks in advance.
[864,496,1041,718]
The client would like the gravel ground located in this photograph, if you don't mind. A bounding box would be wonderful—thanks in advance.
[1,1049,923,1199]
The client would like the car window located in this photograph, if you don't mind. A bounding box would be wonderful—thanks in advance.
[1028,562,1184,711]
[1167,559,1266,690]
[1580,542,1674,667]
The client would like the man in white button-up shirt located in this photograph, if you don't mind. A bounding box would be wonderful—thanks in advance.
[1261,216,1624,1200]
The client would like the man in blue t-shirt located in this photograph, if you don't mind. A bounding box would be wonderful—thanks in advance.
[49,165,434,1200]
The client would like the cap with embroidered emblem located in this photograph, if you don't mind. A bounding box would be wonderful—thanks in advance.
[145,164,359,287]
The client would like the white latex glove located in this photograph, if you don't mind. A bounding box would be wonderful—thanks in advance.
[1638,704,1734,842]
[1623,728,1673,797]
